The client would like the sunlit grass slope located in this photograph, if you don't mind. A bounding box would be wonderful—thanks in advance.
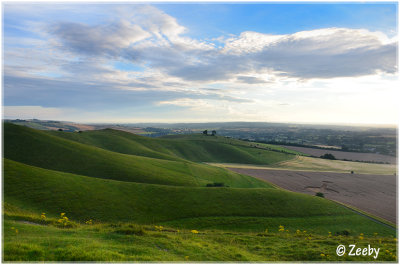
[3,218,397,262]
[274,155,397,175]
[46,127,295,164]
[210,155,396,175]
[4,159,395,237]
[3,123,270,188]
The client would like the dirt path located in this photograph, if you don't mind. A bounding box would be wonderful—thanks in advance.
[227,167,397,224]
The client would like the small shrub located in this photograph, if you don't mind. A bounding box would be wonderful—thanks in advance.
[335,230,350,236]
[206,182,225,187]
[315,192,325,198]
[320,153,336,160]
[114,224,146,236]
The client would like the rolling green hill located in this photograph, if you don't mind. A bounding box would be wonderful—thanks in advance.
[4,159,395,236]
[3,122,397,262]
[3,123,270,188]
[45,127,295,164]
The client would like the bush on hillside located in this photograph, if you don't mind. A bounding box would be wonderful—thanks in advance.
[114,224,146,236]
[206,182,225,187]
[320,153,336,160]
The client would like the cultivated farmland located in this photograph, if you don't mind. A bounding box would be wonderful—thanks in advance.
[227,167,396,224]
[280,145,397,164]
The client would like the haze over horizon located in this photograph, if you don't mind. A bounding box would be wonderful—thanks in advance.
[3,3,399,125]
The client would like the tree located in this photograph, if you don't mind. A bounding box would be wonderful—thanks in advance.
[203,130,208,135]
[320,153,336,160]
[211,130,217,136]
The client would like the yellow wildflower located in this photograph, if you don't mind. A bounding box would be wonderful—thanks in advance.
[191,230,199,234]
[154,225,163,231]
[320,253,325,257]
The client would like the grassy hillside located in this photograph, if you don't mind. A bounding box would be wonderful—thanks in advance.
[3,218,397,262]
[45,128,295,164]
[4,159,395,237]
[3,123,270,188]
[3,123,397,262]
[46,128,185,162]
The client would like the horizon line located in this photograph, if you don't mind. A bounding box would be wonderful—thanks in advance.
[3,118,398,128]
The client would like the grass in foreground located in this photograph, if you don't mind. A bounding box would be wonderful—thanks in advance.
[3,216,397,262]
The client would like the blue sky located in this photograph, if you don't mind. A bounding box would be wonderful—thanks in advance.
[2,2,398,124]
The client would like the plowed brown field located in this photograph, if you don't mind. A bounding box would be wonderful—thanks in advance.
[228,167,396,224]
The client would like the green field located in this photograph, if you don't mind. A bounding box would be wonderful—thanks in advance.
[210,155,396,175]
[2,123,397,261]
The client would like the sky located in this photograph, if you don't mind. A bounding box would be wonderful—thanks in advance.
[2,2,399,125]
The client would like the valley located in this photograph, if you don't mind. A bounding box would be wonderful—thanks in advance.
[2,122,397,262]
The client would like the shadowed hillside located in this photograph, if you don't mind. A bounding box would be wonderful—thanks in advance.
[3,123,271,188]
[46,127,295,164]
[4,159,395,237]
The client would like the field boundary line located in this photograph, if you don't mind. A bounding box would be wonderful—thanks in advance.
[329,199,396,230]
[210,162,394,176]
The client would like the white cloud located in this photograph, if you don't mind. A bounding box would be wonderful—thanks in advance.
[50,20,151,56]
[3,5,398,124]
[17,4,396,86]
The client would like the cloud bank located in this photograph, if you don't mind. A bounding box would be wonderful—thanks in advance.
[49,9,397,83]
[3,4,398,124]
